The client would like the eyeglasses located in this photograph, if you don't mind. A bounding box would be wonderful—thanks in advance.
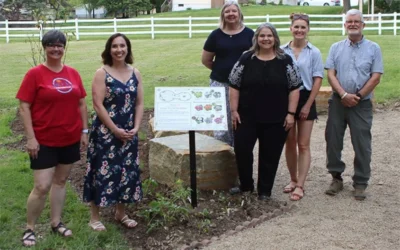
[46,43,65,49]
[292,13,309,21]
[345,20,363,24]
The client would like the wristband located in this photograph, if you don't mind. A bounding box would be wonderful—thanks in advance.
[287,111,295,116]
[341,92,348,99]
[82,129,89,134]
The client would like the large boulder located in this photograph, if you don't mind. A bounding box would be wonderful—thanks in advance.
[149,133,237,190]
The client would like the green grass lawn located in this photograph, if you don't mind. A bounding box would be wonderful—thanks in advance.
[1,35,399,111]
[0,109,130,249]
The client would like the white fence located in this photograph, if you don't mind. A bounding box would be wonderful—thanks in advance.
[0,13,399,43]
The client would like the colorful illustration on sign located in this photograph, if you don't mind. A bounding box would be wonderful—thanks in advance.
[205,89,214,98]
[192,116,204,124]
[214,115,224,124]
[213,103,222,111]
[194,105,203,111]
[204,104,213,111]
[192,91,202,98]
[213,92,222,98]
[205,114,215,124]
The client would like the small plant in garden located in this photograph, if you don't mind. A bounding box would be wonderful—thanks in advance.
[142,178,158,197]
[139,179,192,233]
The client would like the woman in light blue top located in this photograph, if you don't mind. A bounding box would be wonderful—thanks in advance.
[281,13,324,201]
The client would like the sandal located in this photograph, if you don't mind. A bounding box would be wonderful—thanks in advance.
[88,221,106,231]
[51,222,72,237]
[22,229,36,247]
[283,181,297,193]
[116,215,138,228]
[290,186,305,201]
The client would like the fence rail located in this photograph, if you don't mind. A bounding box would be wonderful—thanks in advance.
[0,13,398,43]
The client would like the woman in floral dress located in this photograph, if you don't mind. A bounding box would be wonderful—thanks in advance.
[83,33,144,231]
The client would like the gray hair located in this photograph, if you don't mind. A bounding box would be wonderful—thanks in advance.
[346,9,364,23]
[248,23,286,59]
[219,0,244,29]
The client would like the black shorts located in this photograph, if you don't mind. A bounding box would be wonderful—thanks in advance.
[30,141,81,170]
[295,90,318,120]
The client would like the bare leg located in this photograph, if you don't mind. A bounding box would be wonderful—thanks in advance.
[291,120,314,199]
[89,202,106,231]
[284,121,298,192]
[24,168,54,246]
[115,203,137,228]
[50,164,73,236]
[90,201,101,222]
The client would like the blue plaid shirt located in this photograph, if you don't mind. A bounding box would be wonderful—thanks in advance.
[325,36,384,100]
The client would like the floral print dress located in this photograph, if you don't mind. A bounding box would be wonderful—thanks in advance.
[83,70,142,207]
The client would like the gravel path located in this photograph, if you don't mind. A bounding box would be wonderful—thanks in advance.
[206,109,400,250]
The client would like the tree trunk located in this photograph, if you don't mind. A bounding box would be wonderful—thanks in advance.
[343,0,351,12]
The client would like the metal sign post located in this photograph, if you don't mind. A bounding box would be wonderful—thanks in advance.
[189,131,197,208]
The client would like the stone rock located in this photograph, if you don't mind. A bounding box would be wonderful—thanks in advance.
[149,133,238,190]
[148,118,213,138]
[242,221,250,227]
[315,86,332,114]
[273,209,283,216]
[201,239,211,246]
[235,225,244,232]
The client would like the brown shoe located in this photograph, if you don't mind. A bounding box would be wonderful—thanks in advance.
[325,178,343,196]
[354,186,367,201]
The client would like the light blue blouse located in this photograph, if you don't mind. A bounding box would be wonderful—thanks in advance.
[281,42,324,91]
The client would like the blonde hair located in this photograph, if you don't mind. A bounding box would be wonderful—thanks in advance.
[219,1,244,29]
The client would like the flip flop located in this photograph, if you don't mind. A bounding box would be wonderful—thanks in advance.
[116,215,138,228]
[88,221,106,231]
[290,186,305,201]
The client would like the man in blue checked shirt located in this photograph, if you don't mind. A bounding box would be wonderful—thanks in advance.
[324,9,384,200]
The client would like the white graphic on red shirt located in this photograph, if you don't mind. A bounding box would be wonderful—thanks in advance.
[53,78,73,93]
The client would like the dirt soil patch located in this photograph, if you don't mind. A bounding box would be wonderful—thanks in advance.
[8,109,288,250]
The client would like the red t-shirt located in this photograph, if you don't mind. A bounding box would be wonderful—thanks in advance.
[16,65,87,147]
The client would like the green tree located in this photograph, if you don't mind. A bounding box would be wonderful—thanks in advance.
[1,0,26,20]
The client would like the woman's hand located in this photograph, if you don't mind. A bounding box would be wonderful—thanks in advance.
[231,111,241,130]
[284,114,295,131]
[26,137,40,159]
[127,128,138,140]
[113,128,132,143]
[80,134,88,151]
[299,105,310,121]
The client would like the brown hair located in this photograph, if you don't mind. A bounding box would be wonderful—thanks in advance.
[101,33,133,66]
[290,13,310,26]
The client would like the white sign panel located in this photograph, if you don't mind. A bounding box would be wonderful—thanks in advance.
[154,87,228,131]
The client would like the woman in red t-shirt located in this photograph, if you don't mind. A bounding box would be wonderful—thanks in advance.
[16,30,88,247]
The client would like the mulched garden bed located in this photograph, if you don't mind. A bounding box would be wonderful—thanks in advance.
[8,109,293,250]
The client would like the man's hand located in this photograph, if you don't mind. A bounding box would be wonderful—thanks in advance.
[341,93,360,107]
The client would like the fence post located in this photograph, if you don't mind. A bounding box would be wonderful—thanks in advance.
[189,16,192,38]
[266,14,269,23]
[5,20,9,43]
[394,12,397,36]
[75,18,80,40]
[378,12,382,35]
[113,18,117,33]
[342,13,345,36]
[39,20,43,41]
[151,16,154,39]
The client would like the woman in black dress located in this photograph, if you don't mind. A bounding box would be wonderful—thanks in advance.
[228,23,302,200]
